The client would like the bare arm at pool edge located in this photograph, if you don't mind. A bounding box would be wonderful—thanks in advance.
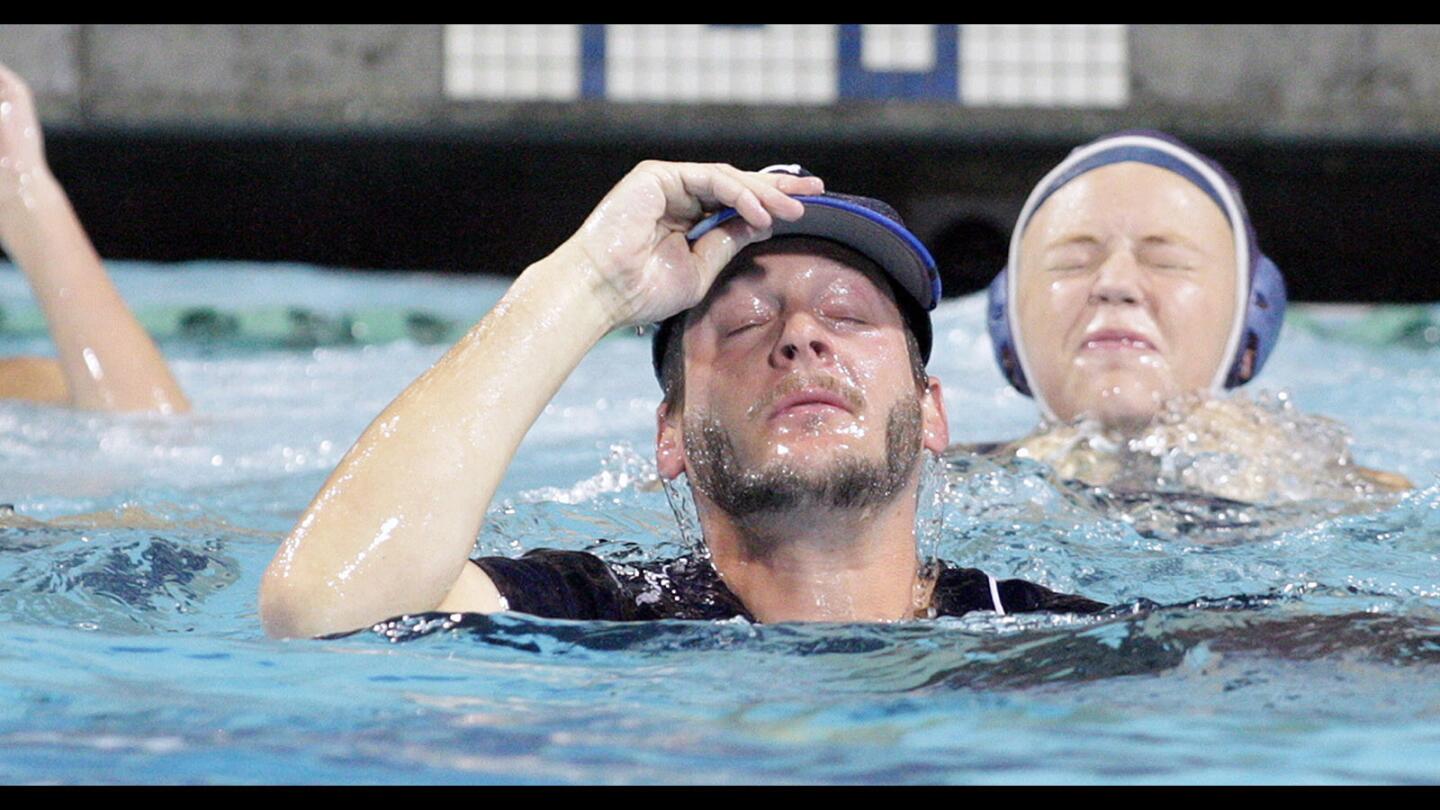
[259,161,823,638]
[0,64,189,413]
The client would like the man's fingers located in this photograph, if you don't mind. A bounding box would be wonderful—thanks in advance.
[759,173,824,220]
[674,165,768,230]
[672,163,823,230]
[583,160,825,325]
[718,165,819,225]
[771,171,825,197]
[730,187,770,230]
[713,164,822,225]
[690,216,771,290]
[729,166,823,223]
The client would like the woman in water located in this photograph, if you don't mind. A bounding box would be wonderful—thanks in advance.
[964,130,1408,502]
[0,63,187,413]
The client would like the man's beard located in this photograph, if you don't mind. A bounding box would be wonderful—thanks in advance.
[684,393,924,519]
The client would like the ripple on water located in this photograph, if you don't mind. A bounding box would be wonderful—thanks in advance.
[1,269,1438,782]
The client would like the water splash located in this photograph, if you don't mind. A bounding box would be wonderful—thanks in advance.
[516,442,656,505]
[661,471,705,554]
[1009,390,1410,505]
[914,452,949,565]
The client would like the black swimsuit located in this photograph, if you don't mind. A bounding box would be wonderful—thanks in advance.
[472,549,1105,622]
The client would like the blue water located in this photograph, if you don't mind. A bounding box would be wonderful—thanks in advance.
[2,262,1438,784]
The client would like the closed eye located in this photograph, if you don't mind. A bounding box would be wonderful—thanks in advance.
[1141,253,1196,271]
[818,304,873,326]
[1043,237,1103,272]
[1139,238,1202,270]
[1044,252,1098,272]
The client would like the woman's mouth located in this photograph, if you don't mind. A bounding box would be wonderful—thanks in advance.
[1080,329,1158,352]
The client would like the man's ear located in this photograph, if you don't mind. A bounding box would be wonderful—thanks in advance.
[656,401,686,480]
[921,375,950,453]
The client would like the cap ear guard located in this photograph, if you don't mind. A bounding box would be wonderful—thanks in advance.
[1225,254,1287,388]
[984,267,1031,397]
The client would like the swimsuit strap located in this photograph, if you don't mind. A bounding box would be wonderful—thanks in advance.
[986,573,1007,616]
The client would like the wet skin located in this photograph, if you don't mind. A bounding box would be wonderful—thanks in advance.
[655,238,950,620]
[0,62,188,413]
[261,162,830,637]
[658,239,946,512]
[1015,163,1239,430]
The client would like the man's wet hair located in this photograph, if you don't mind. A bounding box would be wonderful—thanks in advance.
[659,238,930,411]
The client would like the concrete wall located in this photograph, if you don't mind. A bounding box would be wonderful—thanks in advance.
[4,25,1438,301]
[1129,25,1440,139]
[0,25,444,126]
[5,24,1440,141]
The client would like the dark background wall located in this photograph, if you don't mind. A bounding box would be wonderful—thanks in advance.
[8,25,1440,302]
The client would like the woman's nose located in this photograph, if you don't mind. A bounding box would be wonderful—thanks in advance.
[1089,250,1145,305]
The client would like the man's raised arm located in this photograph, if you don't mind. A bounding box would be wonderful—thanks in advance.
[0,63,189,413]
[259,161,822,638]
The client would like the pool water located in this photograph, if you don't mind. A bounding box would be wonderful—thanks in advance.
[1,262,1438,784]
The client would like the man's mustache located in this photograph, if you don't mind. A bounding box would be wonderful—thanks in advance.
[746,374,866,420]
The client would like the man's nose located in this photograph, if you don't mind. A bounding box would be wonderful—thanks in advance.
[770,313,833,368]
[1088,249,1145,306]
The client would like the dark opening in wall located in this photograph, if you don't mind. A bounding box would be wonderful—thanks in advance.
[929,216,1008,299]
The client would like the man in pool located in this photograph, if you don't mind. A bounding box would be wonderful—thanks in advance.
[0,63,188,413]
[260,161,1104,638]
[966,130,1408,500]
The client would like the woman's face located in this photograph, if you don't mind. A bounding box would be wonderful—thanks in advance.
[1015,162,1239,429]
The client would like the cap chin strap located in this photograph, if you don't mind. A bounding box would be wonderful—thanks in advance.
[1005,136,1251,423]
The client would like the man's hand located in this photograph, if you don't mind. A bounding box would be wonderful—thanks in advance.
[567,161,823,329]
[259,160,822,638]
[0,63,52,215]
